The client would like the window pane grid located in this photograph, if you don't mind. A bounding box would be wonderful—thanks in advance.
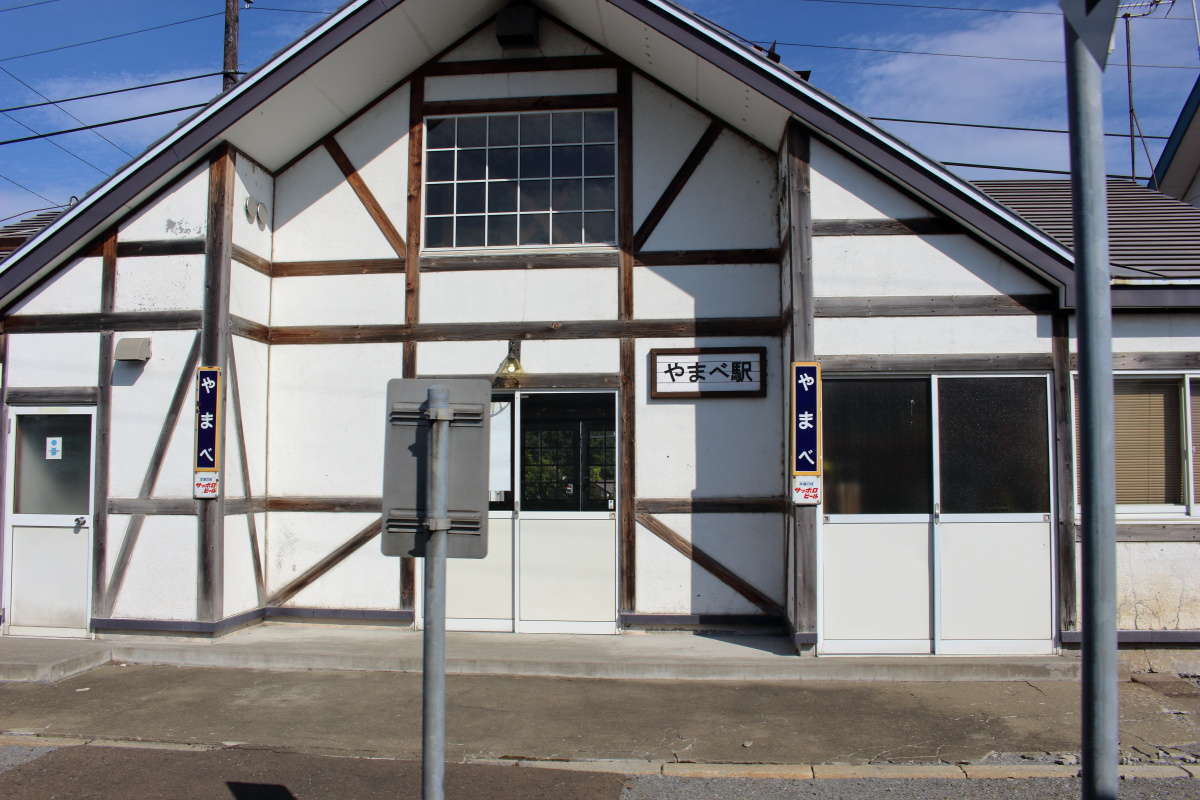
[425,110,617,248]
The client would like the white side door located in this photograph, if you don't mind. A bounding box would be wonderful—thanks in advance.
[3,407,96,637]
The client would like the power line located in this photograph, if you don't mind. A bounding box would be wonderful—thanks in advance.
[871,114,1171,139]
[0,171,56,204]
[0,11,224,64]
[1,107,108,174]
[0,72,225,114]
[0,201,68,225]
[0,103,207,147]
[0,0,59,13]
[0,65,133,157]
[944,160,1150,179]
[245,5,331,13]
[790,0,1193,20]
[758,38,1199,69]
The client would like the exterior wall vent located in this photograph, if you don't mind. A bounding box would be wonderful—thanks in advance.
[496,3,539,49]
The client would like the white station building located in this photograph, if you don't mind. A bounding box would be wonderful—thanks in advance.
[1,0,1198,657]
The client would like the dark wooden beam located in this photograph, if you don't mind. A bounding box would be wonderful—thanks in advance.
[636,497,789,514]
[618,67,634,321]
[324,136,407,258]
[422,54,618,76]
[103,333,201,616]
[268,496,381,513]
[108,498,197,515]
[812,218,960,236]
[423,93,619,116]
[634,249,779,266]
[1113,525,1200,542]
[267,517,383,607]
[421,373,619,389]
[636,512,785,617]
[1104,352,1200,370]
[268,316,784,345]
[197,144,235,623]
[116,239,207,258]
[814,294,1056,317]
[781,119,817,647]
[421,252,617,271]
[632,121,721,252]
[273,257,405,277]
[5,387,99,405]
[619,337,636,614]
[1051,312,1077,633]
[230,315,270,345]
[93,229,117,617]
[231,244,272,276]
[819,353,1055,372]
[5,311,202,333]
[401,74,425,612]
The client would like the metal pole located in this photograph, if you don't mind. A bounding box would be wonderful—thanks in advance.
[1124,15,1134,182]
[422,386,449,800]
[1063,18,1119,800]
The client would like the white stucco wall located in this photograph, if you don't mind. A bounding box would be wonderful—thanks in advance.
[230,261,272,326]
[332,83,410,232]
[114,255,205,312]
[106,514,197,620]
[1116,541,1200,630]
[233,153,274,261]
[269,512,399,609]
[421,268,618,322]
[224,514,262,616]
[635,264,780,319]
[119,165,209,241]
[634,336,783,498]
[6,333,99,387]
[809,139,930,220]
[426,69,615,101]
[813,235,1051,298]
[1071,313,1200,353]
[271,273,407,326]
[635,513,784,615]
[12,257,102,315]
[816,315,1053,356]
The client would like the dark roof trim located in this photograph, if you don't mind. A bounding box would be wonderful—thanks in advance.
[607,0,1078,305]
[0,0,401,308]
[1111,286,1200,309]
[1153,74,1200,191]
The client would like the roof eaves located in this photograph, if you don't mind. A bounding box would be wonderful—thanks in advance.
[1153,74,1200,191]
[608,0,1079,303]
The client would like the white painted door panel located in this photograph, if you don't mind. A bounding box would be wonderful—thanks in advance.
[446,516,513,626]
[518,518,616,625]
[11,525,89,628]
[820,523,931,644]
[938,522,1053,642]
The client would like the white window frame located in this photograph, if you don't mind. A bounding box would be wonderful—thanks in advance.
[421,109,620,252]
[1069,370,1198,519]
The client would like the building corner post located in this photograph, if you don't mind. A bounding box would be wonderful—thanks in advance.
[780,118,816,654]
[198,144,235,623]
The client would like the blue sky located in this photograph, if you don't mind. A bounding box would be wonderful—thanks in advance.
[0,0,1196,223]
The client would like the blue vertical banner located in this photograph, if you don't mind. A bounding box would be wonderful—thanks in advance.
[792,362,822,505]
[194,366,222,499]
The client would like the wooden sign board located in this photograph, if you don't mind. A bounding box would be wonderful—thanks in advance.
[649,347,767,399]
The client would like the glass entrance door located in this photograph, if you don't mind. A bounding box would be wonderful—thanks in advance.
[442,391,618,634]
[4,408,96,635]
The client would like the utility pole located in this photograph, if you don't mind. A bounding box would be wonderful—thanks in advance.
[223,0,240,92]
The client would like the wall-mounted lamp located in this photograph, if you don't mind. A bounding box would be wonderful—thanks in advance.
[114,337,152,363]
[243,195,268,228]
[494,340,524,386]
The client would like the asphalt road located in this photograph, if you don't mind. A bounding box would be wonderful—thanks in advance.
[2,746,1198,800]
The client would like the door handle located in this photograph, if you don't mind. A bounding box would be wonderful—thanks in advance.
[73,517,87,534]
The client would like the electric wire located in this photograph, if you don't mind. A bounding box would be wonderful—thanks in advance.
[0,11,224,63]
[0,72,225,114]
[0,201,68,225]
[244,6,331,13]
[0,0,59,13]
[790,0,1193,20]
[0,65,133,157]
[759,38,1199,68]
[0,170,56,204]
[0,103,207,147]
[870,115,1170,139]
[1,107,107,173]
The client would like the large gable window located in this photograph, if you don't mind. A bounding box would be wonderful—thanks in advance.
[423,110,617,249]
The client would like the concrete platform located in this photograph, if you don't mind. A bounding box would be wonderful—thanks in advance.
[2,623,1081,682]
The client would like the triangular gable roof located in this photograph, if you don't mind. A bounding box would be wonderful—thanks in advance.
[0,0,1159,311]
